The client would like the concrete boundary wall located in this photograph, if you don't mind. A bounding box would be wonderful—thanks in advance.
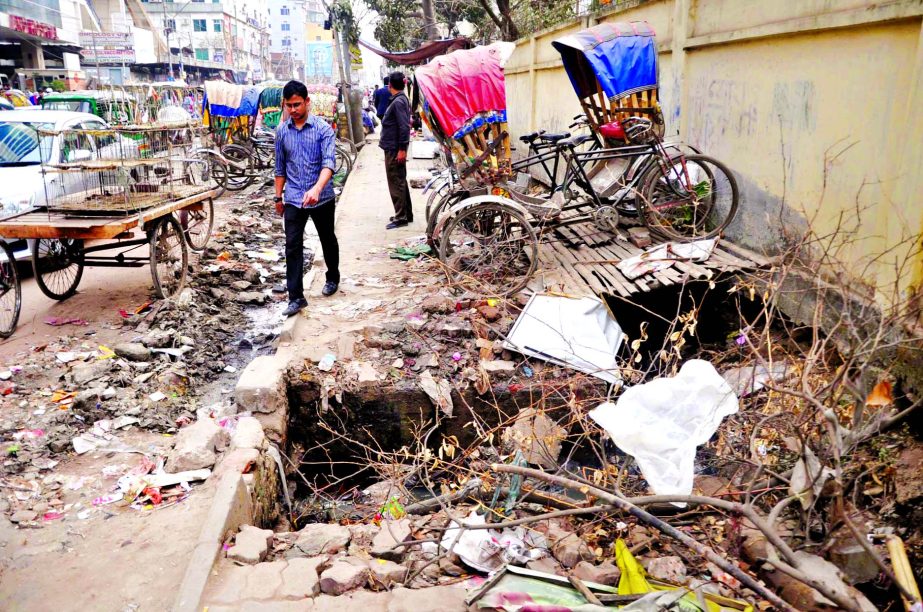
[504,0,923,312]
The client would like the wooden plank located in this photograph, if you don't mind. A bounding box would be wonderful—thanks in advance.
[720,240,775,267]
[541,240,592,293]
[565,242,626,290]
[596,239,677,289]
[546,240,608,295]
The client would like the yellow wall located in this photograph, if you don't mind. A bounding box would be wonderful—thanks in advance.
[305,23,333,43]
[505,0,923,310]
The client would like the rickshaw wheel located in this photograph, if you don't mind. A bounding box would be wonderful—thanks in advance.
[438,201,538,297]
[0,241,21,339]
[150,217,188,299]
[179,199,215,253]
[221,144,255,191]
[32,238,85,301]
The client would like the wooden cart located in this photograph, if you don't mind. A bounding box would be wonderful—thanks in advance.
[0,189,218,338]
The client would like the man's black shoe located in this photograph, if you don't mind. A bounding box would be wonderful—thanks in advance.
[321,281,338,297]
[386,220,409,230]
[282,298,308,317]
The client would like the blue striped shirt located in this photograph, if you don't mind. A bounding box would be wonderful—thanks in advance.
[274,115,337,207]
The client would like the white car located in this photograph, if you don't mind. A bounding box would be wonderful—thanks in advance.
[0,110,139,261]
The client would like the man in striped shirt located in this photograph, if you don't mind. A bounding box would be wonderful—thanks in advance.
[273,80,340,317]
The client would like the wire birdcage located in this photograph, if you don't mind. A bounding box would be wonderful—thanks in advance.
[39,122,214,216]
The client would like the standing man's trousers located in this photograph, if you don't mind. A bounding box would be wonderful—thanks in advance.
[384,150,413,222]
[283,199,339,301]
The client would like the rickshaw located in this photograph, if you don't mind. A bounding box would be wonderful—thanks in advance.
[428,23,739,296]
[42,90,139,125]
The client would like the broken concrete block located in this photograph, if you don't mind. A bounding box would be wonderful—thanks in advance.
[501,407,567,469]
[644,556,687,584]
[286,523,351,558]
[319,559,370,595]
[527,556,565,576]
[235,291,267,304]
[230,416,266,450]
[371,518,412,561]
[548,528,594,568]
[573,560,620,586]
[235,355,286,415]
[279,557,323,599]
[368,558,408,588]
[166,418,229,472]
[71,360,112,385]
[240,560,286,600]
[627,226,652,248]
[227,524,274,565]
[348,523,381,556]
[113,343,152,362]
[421,295,454,314]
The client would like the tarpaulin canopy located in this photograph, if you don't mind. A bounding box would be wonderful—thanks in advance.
[551,21,657,101]
[358,37,471,66]
[415,42,515,139]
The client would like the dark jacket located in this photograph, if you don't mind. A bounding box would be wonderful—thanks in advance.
[379,91,410,153]
[373,86,391,119]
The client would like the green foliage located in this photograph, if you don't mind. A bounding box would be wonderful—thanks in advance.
[366,0,576,50]
[330,0,360,45]
[49,79,66,93]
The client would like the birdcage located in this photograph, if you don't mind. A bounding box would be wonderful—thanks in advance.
[39,122,214,215]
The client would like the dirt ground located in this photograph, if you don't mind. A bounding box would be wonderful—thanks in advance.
[0,190,275,611]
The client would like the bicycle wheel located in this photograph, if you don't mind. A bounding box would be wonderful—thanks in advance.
[638,154,738,241]
[190,151,227,197]
[221,143,255,191]
[334,144,353,183]
[150,216,188,299]
[438,201,538,297]
[179,198,214,252]
[32,238,85,300]
[0,242,21,338]
[337,137,358,160]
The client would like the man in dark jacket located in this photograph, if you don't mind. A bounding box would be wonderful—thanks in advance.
[379,72,412,229]
[372,76,391,120]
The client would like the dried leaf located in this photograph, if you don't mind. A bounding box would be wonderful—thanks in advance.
[865,380,893,407]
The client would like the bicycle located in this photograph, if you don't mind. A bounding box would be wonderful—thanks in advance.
[0,240,20,339]
[436,119,739,295]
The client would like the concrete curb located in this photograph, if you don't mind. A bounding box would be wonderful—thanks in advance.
[172,472,254,612]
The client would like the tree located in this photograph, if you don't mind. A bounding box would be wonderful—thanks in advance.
[365,0,575,50]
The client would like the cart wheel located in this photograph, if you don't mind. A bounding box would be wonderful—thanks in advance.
[592,206,620,232]
[179,199,214,252]
[150,216,188,299]
[221,143,255,191]
[337,137,358,160]
[438,201,538,297]
[0,241,21,339]
[191,151,227,198]
[32,238,85,301]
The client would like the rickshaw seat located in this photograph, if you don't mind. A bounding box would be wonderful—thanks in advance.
[540,132,570,143]
[599,121,626,141]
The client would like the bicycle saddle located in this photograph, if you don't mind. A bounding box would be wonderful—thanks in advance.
[559,134,594,148]
[540,132,571,143]
[519,130,546,144]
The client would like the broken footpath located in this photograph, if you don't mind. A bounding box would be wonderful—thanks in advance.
[1,135,920,611]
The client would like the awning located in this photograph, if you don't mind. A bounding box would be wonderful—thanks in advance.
[551,21,657,101]
[358,37,471,66]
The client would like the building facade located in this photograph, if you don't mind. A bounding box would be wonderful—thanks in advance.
[267,0,304,80]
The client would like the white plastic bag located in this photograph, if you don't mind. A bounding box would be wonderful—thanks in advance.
[589,360,738,501]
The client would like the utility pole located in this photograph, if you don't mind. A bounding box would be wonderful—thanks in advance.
[162,1,174,79]
[330,25,359,144]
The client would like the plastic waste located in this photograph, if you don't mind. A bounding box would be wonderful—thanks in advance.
[318,353,336,372]
[442,510,547,573]
[589,360,738,501]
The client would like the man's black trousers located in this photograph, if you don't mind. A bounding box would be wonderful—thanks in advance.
[384,150,413,222]
[284,200,339,301]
